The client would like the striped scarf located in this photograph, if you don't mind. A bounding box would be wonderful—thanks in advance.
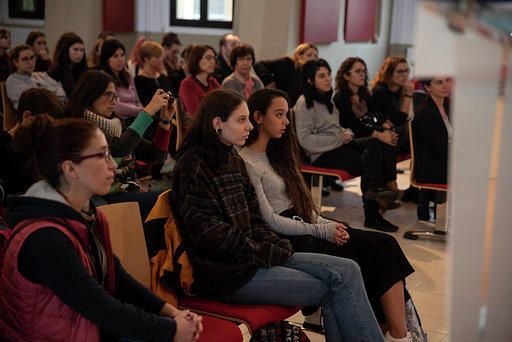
[83,109,123,138]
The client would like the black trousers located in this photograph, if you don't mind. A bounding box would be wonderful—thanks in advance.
[312,137,397,217]
[280,209,414,323]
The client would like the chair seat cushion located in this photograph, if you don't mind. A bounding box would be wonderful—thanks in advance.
[180,296,300,333]
[301,164,355,181]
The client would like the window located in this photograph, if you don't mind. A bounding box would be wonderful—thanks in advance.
[8,0,45,20]
[170,0,234,29]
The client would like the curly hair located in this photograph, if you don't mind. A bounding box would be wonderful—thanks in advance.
[370,56,407,90]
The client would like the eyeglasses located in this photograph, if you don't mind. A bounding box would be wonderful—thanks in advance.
[395,68,410,75]
[202,55,216,61]
[19,55,35,62]
[73,149,112,164]
[348,68,367,75]
[103,91,119,103]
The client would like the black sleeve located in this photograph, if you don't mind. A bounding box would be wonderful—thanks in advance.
[134,77,154,106]
[413,106,448,159]
[253,58,291,86]
[372,86,408,125]
[333,92,374,137]
[114,256,165,314]
[18,228,176,341]
[107,128,143,157]
[132,137,167,163]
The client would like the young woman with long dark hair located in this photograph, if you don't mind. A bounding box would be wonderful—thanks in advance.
[97,39,143,119]
[48,32,87,97]
[294,59,399,232]
[240,88,416,341]
[169,89,384,342]
[66,70,173,220]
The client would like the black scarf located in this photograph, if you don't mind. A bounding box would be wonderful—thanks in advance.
[305,86,334,113]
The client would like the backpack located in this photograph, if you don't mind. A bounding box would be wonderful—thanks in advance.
[250,321,310,342]
[406,297,428,342]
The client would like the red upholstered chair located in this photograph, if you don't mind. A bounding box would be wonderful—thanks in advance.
[179,296,300,335]
[403,121,448,241]
[101,202,244,342]
[197,316,243,342]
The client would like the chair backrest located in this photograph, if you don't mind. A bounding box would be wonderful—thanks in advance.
[1,82,16,131]
[408,119,417,186]
[175,98,187,150]
[99,202,150,288]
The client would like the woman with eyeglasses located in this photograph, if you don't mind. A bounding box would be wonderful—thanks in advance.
[48,32,88,97]
[0,114,202,341]
[66,70,174,220]
[97,39,143,119]
[370,56,414,152]
[333,57,401,205]
[178,45,220,119]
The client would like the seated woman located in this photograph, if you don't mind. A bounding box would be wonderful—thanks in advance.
[370,56,415,153]
[66,70,173,220]
[254,42,318,106]
[0,88,64,205]
[222,44,263,99]
[169,89,384,342]
[333,57,401,199]
[0,115,201,341]
[25,30,51,72]
[6,44,67,109]
[240,88,416,342]
[178,45,220,119]
[294,59,398,232]
[134,40,173,141]
[97,39,143,119]
[412,76,452,221]
[48,32,87,97]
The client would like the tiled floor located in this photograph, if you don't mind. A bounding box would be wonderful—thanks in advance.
[241,160,449,341]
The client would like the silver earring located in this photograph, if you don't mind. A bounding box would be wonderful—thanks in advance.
[216,128,222,135]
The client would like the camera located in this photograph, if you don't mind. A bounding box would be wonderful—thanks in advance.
[166,91,175,108]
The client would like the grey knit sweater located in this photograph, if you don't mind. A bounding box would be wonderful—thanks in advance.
[239,147,338,241]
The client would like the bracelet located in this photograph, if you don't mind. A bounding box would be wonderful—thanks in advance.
[404,94,412,98]
[160,119,171,124]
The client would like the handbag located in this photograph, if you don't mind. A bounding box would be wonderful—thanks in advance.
[250,321,310,342]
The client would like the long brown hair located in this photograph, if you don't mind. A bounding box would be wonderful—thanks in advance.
[370,55,407,90]
[246,89,319,223]
[335,57,372,100]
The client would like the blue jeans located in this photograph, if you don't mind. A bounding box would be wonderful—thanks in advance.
[217,253,384,342]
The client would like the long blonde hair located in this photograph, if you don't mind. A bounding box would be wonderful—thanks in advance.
[370,56,407,90]
[291,42,318,69]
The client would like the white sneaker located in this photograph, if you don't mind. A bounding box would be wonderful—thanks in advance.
[385,331,412,342]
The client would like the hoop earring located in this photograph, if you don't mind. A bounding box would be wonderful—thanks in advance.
[216,128,222,135]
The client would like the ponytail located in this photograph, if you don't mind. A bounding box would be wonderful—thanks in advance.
[14,115,100,187]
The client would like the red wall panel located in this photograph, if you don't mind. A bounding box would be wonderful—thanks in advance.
[300,0,340,44]
[344,0,378,42]
[103,0,134,32]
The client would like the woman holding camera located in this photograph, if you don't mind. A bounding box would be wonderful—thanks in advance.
[66,70,174,220]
